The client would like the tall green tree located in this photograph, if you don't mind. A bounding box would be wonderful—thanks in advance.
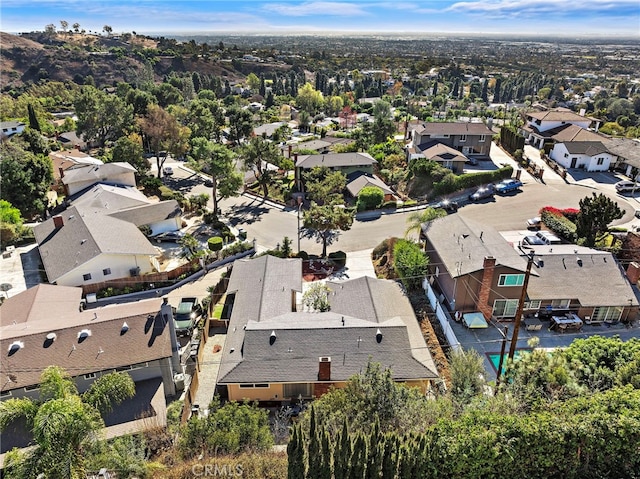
[108,133,149,177]
[287,424,306,479]
[226,106,253,146]
[372,100,395,143]
[0,366,135,479]
[303,167,347,205]
[239,136,283,198]
[138,104,190,179]
[393,239,429,291]
[303,203,354,257]
[575,193,624,246]
[189,139,242,214]
[448,348,487,406]
[187,97,225,141]
[0,142,53,218]
[74,86,134,148]
[27,103,41,131]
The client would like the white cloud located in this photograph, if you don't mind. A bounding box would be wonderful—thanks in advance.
[262,1,370,17]
[446,0,640,15]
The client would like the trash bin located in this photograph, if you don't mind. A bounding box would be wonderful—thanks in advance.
[238,228,247,240]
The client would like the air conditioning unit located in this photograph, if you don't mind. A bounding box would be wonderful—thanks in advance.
[130,267,140,277]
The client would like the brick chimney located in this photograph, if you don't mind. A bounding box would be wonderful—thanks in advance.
[477,256,496,320]
[58,167,65,179]
[318,356,331,381]
[627,262,640,285]
[53,215,64,229]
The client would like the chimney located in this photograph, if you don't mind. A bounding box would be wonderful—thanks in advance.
[477,256,496,320]
[59,167,65,179]
[318,357,331,381]
[627,262,640,285]
[288,144,292,158]
[294,153,298,164]
[161,298,181,374]
[53,215,64,229]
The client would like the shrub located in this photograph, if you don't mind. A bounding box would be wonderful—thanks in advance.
[393,239,428,291]
[203,211,218,224]
[540,208,577,242]
[356,186,384,211]
[208,236,223,252]
[219,241,254,259]
[159,185,175,200]
[297,250,309,260]
[328,250,347,268]
[381,200,397,209]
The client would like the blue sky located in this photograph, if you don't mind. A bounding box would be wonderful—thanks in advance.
[2,1,639,36]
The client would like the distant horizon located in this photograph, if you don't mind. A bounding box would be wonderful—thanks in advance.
[2,1,639,38]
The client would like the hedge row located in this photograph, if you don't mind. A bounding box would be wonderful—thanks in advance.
[433,165,514,196]
[540,208,577,242]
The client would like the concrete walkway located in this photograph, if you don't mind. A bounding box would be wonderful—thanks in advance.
[192,326,227,413]
[328,248,376,280]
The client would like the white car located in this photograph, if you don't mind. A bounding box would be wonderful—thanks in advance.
[615,180,639,193]
[162,166,174,176]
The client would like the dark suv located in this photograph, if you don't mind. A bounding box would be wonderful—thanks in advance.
[174,297,202,337]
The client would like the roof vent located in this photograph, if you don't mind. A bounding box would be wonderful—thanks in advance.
[576,258,583,266]
[8,341,24,355]
[121,322,129,335]
[230,348,235,353]
[270,330,277,345]
[376,329,383,343]
[78,329,92,341]
[46,333,57,341]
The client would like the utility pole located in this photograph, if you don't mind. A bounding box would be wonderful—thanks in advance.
[297,197,302,254]
[508,253,535,361]
[495,326,509,389]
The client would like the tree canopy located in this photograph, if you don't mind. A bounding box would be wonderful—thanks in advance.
[575,192,625,246]
[303,203,354,257]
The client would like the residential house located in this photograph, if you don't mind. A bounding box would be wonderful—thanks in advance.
[521,108,596,149]
[606,138,640,180]
[523,244,638,323]
[410,122,493,158]
[253,121,286,138]
[216,255,439,403]
[61,162,137,196]
[0,121,26,138]
[50,149,103,182]
[408,141,469,174]
[294,152,377,191]
[294,139,332,154]
[0,285,179,456]
[57,130,89,150]
[549,141,615,171]
[421,215,529,319]
[34,184,181,287]
[345,172,397,202]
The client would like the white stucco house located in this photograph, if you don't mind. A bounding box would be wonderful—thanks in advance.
[0,121,26,137]
[521,108,599,149]
[550,141,616,172]
[34,185,181,287]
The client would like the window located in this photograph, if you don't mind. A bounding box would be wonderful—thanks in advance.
[84,373,96,380]
[592,306,623,322]
[24,384,40,391]
[239,383,271,389]
[460,134,467,142]
[479,135,486,142]
[83,273,92,281]
[103,268,112,276]
[498,274,525,287]
[564,153,569,158]
[524,300,541,310]
[283,383,313,398]
[551,299,571,309]
[493,299,519,317]
[597,158,604,165]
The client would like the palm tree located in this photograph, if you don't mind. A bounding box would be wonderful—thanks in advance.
[178,233,202,260]
[404,207,447,238]
[0,366,135,478]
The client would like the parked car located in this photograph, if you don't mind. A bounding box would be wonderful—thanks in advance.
[466,157,479,166]
[174,297,202,337]
[615,180,640,193]
[522,235,545,246]
[536,230,562,245]
[153,230,185,243]
[495,178,523,194]
[469,185,495,201]
[204,178,214,187]
[434,199,459,213]
[162,166,174,176]
[526,217,542,230]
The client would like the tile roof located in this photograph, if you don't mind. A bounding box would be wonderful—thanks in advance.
[414,122,493,136]
[562,141,609,156]
[417,141,468,162]
[422,215,528,277]
[346,173,394,197]
[296,152,376,169]
[218,260,438,384]
[1,292,170,391]
[527,109,591,123]
[526,251,638,307]
[33,206,157,283]
[62,162,137,185]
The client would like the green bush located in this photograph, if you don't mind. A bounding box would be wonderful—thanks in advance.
[393,239,428,291]
[297,250,309,260]
[219,241,254,259]
[208,236,223,252]
[203,211,218,224]
[328,250,347,268]
[540,209,577,242]
[356,186,385,211]
[400,199,418,207]
[158,185,175,200]
[381,200,397,209]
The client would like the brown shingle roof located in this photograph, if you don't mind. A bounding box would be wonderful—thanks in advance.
[414,122,493,136]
